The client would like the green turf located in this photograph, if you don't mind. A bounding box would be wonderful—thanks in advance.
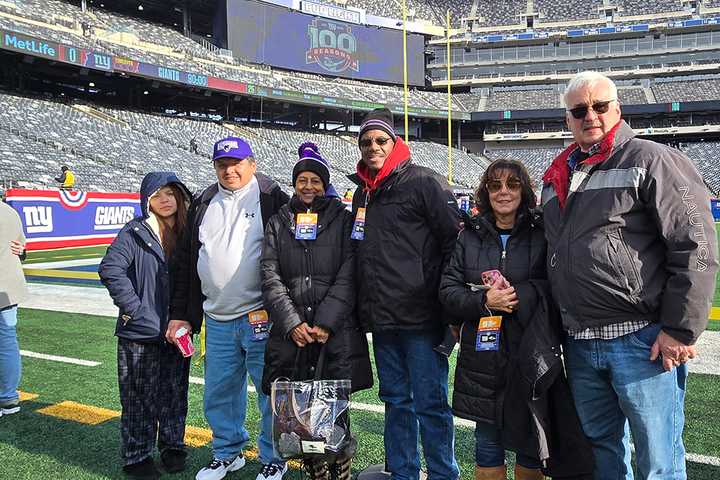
[2,308,719,480]
[24,245,108,264]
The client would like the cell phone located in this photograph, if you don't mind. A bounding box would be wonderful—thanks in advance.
[466,282,491,291]
[481,270,509,288]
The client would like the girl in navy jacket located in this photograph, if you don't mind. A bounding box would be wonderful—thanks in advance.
[99,172,192,480]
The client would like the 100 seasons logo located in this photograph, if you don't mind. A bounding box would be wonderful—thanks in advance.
[306,18,359,74]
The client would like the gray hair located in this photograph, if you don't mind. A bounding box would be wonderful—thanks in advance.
[563,71,618,108]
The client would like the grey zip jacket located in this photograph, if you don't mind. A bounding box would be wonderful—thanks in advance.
[541,120,718,345]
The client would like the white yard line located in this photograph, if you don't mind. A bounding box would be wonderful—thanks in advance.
[21,350,720,464]
[20,350,101,367]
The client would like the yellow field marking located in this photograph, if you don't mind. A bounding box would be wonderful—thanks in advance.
[243,448,301,469]
[710,307,720,321]
[37,400,119,425]
[184,425,213,447]
[18,391,39,401]
[27,397,299,469]
[22,268,99,280]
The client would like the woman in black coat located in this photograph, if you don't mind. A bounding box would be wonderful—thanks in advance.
[260,143,372,480]
[439,159,547,480]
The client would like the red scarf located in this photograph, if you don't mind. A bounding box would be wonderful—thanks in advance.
[542,121,622,210]
[355,137,411,193]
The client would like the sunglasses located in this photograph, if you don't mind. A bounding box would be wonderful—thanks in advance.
[567,99,616,119]
[359,137,392,148]
[486,178,522,193]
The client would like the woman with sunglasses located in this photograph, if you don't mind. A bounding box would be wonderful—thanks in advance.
[440,159,548,480]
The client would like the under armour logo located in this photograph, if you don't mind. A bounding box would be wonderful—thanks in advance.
[245,212,256,218]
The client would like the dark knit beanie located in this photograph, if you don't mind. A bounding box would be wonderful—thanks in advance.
[293,142,331,188]
[358,108,397,143]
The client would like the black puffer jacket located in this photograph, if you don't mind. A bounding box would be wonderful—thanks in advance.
[439,211,546,425]
[350,157,461,333]
[260,196,373,395]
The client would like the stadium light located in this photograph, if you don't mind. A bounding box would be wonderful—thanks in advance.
[88,82,95,87]
[143,90,149,95]
[138,4,143,11]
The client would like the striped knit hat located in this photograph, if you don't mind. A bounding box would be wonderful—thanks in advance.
[358,107,396,143]
[293,142,330,188]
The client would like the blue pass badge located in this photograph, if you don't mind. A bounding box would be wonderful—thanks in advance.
[476,316,503,351]
[248,309,270,342]
[295,213,318,240]
[351,207,366,240]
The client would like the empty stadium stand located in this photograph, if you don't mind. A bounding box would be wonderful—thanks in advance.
[0,92,483,194]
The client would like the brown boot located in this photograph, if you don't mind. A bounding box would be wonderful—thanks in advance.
[514,464,545,480]
[330,457,352,480]
[474,465,506,480]
[304,460,330,480]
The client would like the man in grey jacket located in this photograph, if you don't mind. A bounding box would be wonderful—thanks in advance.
[0,200,28,417]
[541,71,718,479]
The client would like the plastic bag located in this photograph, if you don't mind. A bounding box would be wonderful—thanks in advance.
[271,378,351,460]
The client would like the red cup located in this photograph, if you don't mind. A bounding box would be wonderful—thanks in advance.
[175,327,195,358]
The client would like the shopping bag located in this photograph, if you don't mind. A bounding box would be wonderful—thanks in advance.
[270,346,352,460]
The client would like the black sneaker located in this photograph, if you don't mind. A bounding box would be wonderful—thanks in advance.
[256,463,288,480]
[123,457,160,480]
[195,455,246,480]
[0,401,20,417]
[160,448,188,473]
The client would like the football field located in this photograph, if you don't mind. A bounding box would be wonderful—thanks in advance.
[2,237,719,480]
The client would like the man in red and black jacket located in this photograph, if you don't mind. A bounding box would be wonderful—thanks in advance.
[542,71,718,479]
[349,108,461,480]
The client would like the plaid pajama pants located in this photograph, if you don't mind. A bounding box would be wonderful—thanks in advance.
[117,338,191,465]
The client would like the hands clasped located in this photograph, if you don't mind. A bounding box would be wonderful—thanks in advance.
[291,322,330,347]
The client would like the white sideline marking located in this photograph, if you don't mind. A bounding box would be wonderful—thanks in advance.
[687,452,720,467]
[188,375,474,427]
[19,351,720,465]
[20,350,101,367]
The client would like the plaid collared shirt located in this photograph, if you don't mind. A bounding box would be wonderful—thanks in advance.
[568,320,650,340]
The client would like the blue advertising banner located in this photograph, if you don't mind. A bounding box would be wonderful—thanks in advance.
[226,0,425,85]
[5,189,141,251]
[3,31,58,59]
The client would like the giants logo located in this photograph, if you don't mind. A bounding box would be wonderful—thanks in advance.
[306,19,359,74]
[94,206,136,230]
[23,206,53,233]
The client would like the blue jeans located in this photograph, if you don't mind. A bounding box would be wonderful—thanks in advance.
[204,315,281,464]
[564,323,687,480]
[373,330,459,480]
[0,306,21,405]
[474,421,541,469]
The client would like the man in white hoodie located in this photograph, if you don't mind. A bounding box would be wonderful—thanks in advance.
[169,137,289,480]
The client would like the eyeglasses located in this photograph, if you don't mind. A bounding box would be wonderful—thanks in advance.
[567,99,616,119]
[359,137,392,148]
[486,178,522,193]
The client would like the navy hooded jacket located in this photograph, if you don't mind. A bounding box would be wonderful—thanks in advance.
[99,172,191,342]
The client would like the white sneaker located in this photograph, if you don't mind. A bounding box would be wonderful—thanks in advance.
[196,455,246,480]
[256,463,288,480]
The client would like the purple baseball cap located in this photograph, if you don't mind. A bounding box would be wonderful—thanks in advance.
[212,136,254,162]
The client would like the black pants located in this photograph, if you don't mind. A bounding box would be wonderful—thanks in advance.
[117,338,191,465]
